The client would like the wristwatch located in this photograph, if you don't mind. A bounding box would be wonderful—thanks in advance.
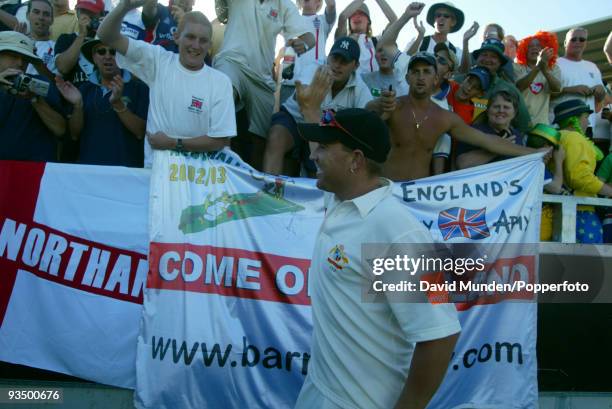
[175,138,184,151]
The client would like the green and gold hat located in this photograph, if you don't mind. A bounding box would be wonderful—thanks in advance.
[527,123,561,148]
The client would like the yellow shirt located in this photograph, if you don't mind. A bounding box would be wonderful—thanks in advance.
[50,11,79,41]
[560,129,604,199]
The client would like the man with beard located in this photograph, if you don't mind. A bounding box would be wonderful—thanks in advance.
[368,53,543,181]
[56,38,149,166]
[98,0,236,168]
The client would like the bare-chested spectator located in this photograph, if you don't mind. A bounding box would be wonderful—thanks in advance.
[213,0,314,170]
[551,27,606,137]
[335,0,397,75]
[367,52,541,181]
[514,31,561,125]
[264,36,372,176]
[405,1,463,64]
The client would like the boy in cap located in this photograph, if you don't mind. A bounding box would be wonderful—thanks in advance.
[447,66,491,124]
[526,123,567,240]
[292,103,461,408]
[263,36,372,176]
[0,31,65,161]
[366,52,544,181]
[470,38,532,132]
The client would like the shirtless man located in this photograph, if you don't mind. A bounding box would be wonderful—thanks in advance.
[369,52,543,181]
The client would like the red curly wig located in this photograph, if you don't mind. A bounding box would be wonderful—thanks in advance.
[516,31,559,68]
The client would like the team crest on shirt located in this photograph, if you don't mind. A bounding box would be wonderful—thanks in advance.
[268,8,279,20]
[529,82,544,94]
[188,96,203,114]
[327,244,349,271]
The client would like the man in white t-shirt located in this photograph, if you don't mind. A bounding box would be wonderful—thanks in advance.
[0,0,56,74]
[551,27,606,132]
[293,104,460,409]
[213,0,314,170]
[98,0,236,168]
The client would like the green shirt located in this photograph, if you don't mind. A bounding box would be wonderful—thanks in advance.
[596,153,612,184]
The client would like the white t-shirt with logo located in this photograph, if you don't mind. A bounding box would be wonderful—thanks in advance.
[284,12,334,86]
[118,38,237,168]
[26,39,57,75]
[552,57,603,128]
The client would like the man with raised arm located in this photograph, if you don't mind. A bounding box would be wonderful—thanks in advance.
[367,52,544,181]
[97,0,236,168]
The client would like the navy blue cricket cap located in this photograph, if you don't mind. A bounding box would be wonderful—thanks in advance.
[408,52,437,71]
[329,36,360,62]
[298,108,390,163]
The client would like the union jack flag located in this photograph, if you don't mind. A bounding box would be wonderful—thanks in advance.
[438,207,490,241]
[191,98,202,109]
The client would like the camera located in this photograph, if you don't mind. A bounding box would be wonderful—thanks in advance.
[89,18,100,31]
[9,74,50,97]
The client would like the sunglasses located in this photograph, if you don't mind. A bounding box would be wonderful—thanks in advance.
[570,37,586,43]
[95,48,116,56]
[435,12,451,19]
[320,110,372,150]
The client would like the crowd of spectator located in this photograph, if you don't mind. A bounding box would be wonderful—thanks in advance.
[1,0,611,242]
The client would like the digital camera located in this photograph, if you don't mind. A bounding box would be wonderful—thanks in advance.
[10,74,50,97]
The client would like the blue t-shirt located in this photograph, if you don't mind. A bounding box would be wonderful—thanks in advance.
[0,76,63,161]
[455,122,525,163]
[76,71,149,167]
[143,4,178,53]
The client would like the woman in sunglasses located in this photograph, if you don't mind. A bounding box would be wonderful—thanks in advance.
[56,38,149,167]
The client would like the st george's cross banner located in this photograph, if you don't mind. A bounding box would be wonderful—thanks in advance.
[0,161,149,388]
[137,149,544,409]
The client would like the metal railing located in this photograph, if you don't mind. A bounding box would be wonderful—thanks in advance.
[542,194,612,243]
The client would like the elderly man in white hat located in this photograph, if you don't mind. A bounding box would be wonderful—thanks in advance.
[404,1,464,64]
[0,30,66,161]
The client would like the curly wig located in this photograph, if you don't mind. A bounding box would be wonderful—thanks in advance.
[516,31,558,68]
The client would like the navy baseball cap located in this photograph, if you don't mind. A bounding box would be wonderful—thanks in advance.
[408,52,437,71]
[467,66,491,91]
[298,109,390,163]
[329,37,360,62]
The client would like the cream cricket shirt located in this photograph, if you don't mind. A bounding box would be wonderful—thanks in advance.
[305,180,461,409]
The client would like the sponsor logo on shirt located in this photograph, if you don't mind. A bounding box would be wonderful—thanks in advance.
[189,96,204,114]
[327,244,349,271]
[268,8,279,20]
[529,82,544,95]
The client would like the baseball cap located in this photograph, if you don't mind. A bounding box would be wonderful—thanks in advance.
[408,52,437,71]
[0,31,41,62]
[329,37,360,62]
[76,0,105,15]
[298,109,391,163]
[466,66,491,91]
[351,3,371,21]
